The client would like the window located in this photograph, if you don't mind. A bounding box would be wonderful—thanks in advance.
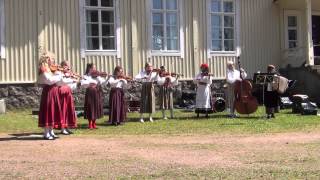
[151,0,180,51]
[85,0,116,50]
[209,0,235,52]
[287,16,298,49]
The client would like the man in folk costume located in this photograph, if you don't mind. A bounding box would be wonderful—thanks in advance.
[38,51,63,140]
[193,63,213,118]
[226,61,247,118]
[55,60,78,135]
[157,66,179,119]
[264,64,280,119]
[107,66,128,126]
[135,62,158,123]
[80,63,108,129]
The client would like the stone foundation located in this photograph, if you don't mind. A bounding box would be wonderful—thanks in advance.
[0,80,226,110]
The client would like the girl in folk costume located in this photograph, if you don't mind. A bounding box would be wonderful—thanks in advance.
[264,64,280,119]
[193,64,214,118]
[38,51,63,140]
[55,60,78,135]
[108,66,128,125]
[81,63,107,129]
[157,66,179,119]
[134,62,158,123]
[226,61,247,118]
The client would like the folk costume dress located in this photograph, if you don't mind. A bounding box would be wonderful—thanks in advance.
[107,77,127,125]
[81,75,107,120]
[134,71,158,114]
[226,69,247,115]
[38,68,63,128]
[193,73,213,114]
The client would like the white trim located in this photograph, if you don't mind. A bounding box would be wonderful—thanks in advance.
[79,0,120,58]
[207,0,238,57]
[0,0,5,59]
[179,0,184,59]
[283,10,301,50]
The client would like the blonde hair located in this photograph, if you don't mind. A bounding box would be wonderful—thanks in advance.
[38,51,56,74]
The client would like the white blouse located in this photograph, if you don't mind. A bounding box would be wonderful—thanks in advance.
[38,72,62,86]
[108,76,127,88]
[134,71,158,83]
[193,73,213,86]
[156,76,179,86]
[226,69,247,84]
[80,75,107,88]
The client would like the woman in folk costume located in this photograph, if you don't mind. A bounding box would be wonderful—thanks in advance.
[226,61,247,118]
[264,64,280,119]
[38,51,63,140]
[193,63,214,118]
[80,63,107,129]
[134,62,158,123]
[55,60,78,135]
[107,66,127,126]
[157,66,179,119]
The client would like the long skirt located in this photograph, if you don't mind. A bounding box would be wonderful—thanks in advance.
[195,84,213,114]
[84,85,104,120]
[140,82,155,113]
[38,84,63,128]
[59,86,77,128]
[159,86,173,110]
[108,88,127,125]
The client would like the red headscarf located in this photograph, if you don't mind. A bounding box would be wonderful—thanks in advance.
[200,63,209,69]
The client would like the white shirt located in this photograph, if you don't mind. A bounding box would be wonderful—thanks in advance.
[226,69,247,84]
[134,71,158,83]
[54,71,78,90]
[157,76,179,86]
[193,73,213,109]
[38,72,62,85]
[108,76,127,88]
[80,74,107,88]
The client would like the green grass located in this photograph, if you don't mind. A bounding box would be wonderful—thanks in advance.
[0,107,319,135]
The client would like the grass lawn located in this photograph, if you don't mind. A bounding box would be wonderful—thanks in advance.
[1,107,320,179]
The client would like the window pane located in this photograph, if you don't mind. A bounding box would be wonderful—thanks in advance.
[288,16,297,27]
[101,0,113,7]
[289,41,297,48]
[166,13,177,25]
[86,24,99,36]
[166,0,177,10]
[223,1,234,12]
[87,38,99,50]
[86,10,98,22]
[224,40,234,51]
[212,40,222,51]
[153,25,164,37]
[288,30,297,41]
[167,39,179,50]
[211,0,221,12]
[153,13,163,25]
[153,0,163,9]
[211,15,221,27]
[102,38,115,49]
[102,24,114,36]
[102,11,114,23]
[153,38,164,50]
[85,0,98,6]
[224,16,234,27]
[212,28,222,39]
[224,28,234,39]
[167,26,178,38]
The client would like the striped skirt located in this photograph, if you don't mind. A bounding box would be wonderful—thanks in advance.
[140,82,155,113]
[159,86,174,110]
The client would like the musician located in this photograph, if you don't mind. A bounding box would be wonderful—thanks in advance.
[80,63,108,129]
[55,60,78,135]
[107,66,127,125]
[226,61,247,118]
[193,63,213,118]
[264,64,280,119]
[38,51,63,140]
[157,66,179,119]
[134,62,158,123]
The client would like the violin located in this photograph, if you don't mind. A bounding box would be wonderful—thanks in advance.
[91,70,109,78]
[201,72,214,77]
[116,75,133,81]
[49,64,64,72]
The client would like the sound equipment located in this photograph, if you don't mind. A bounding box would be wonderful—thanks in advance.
[213,97,226,112]
[291,94,317,115]
[280,97,293,109]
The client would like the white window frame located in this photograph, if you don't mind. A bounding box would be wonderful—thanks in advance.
[207,0,240,56]
[79,0,121,58]
[284,10,301,50]
[147,0,184,58]
[0,0,5,59]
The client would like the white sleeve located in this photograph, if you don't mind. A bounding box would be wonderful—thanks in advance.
[108,77,120,85]
[157,76,166,85]
[200,75,212,84]
[68,83,78,91]
[97,76,107,84]
[171,77,179,86]
[226,71,237,84]
[241,71,247,79]
[134,71,144,80]
[80,76,91,88]
[42,72,62,85]
[61,77,74,85]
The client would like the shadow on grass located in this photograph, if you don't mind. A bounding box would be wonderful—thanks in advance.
[0,133,45,141]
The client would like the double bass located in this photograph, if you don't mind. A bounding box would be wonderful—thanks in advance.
[234,57,258,114]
